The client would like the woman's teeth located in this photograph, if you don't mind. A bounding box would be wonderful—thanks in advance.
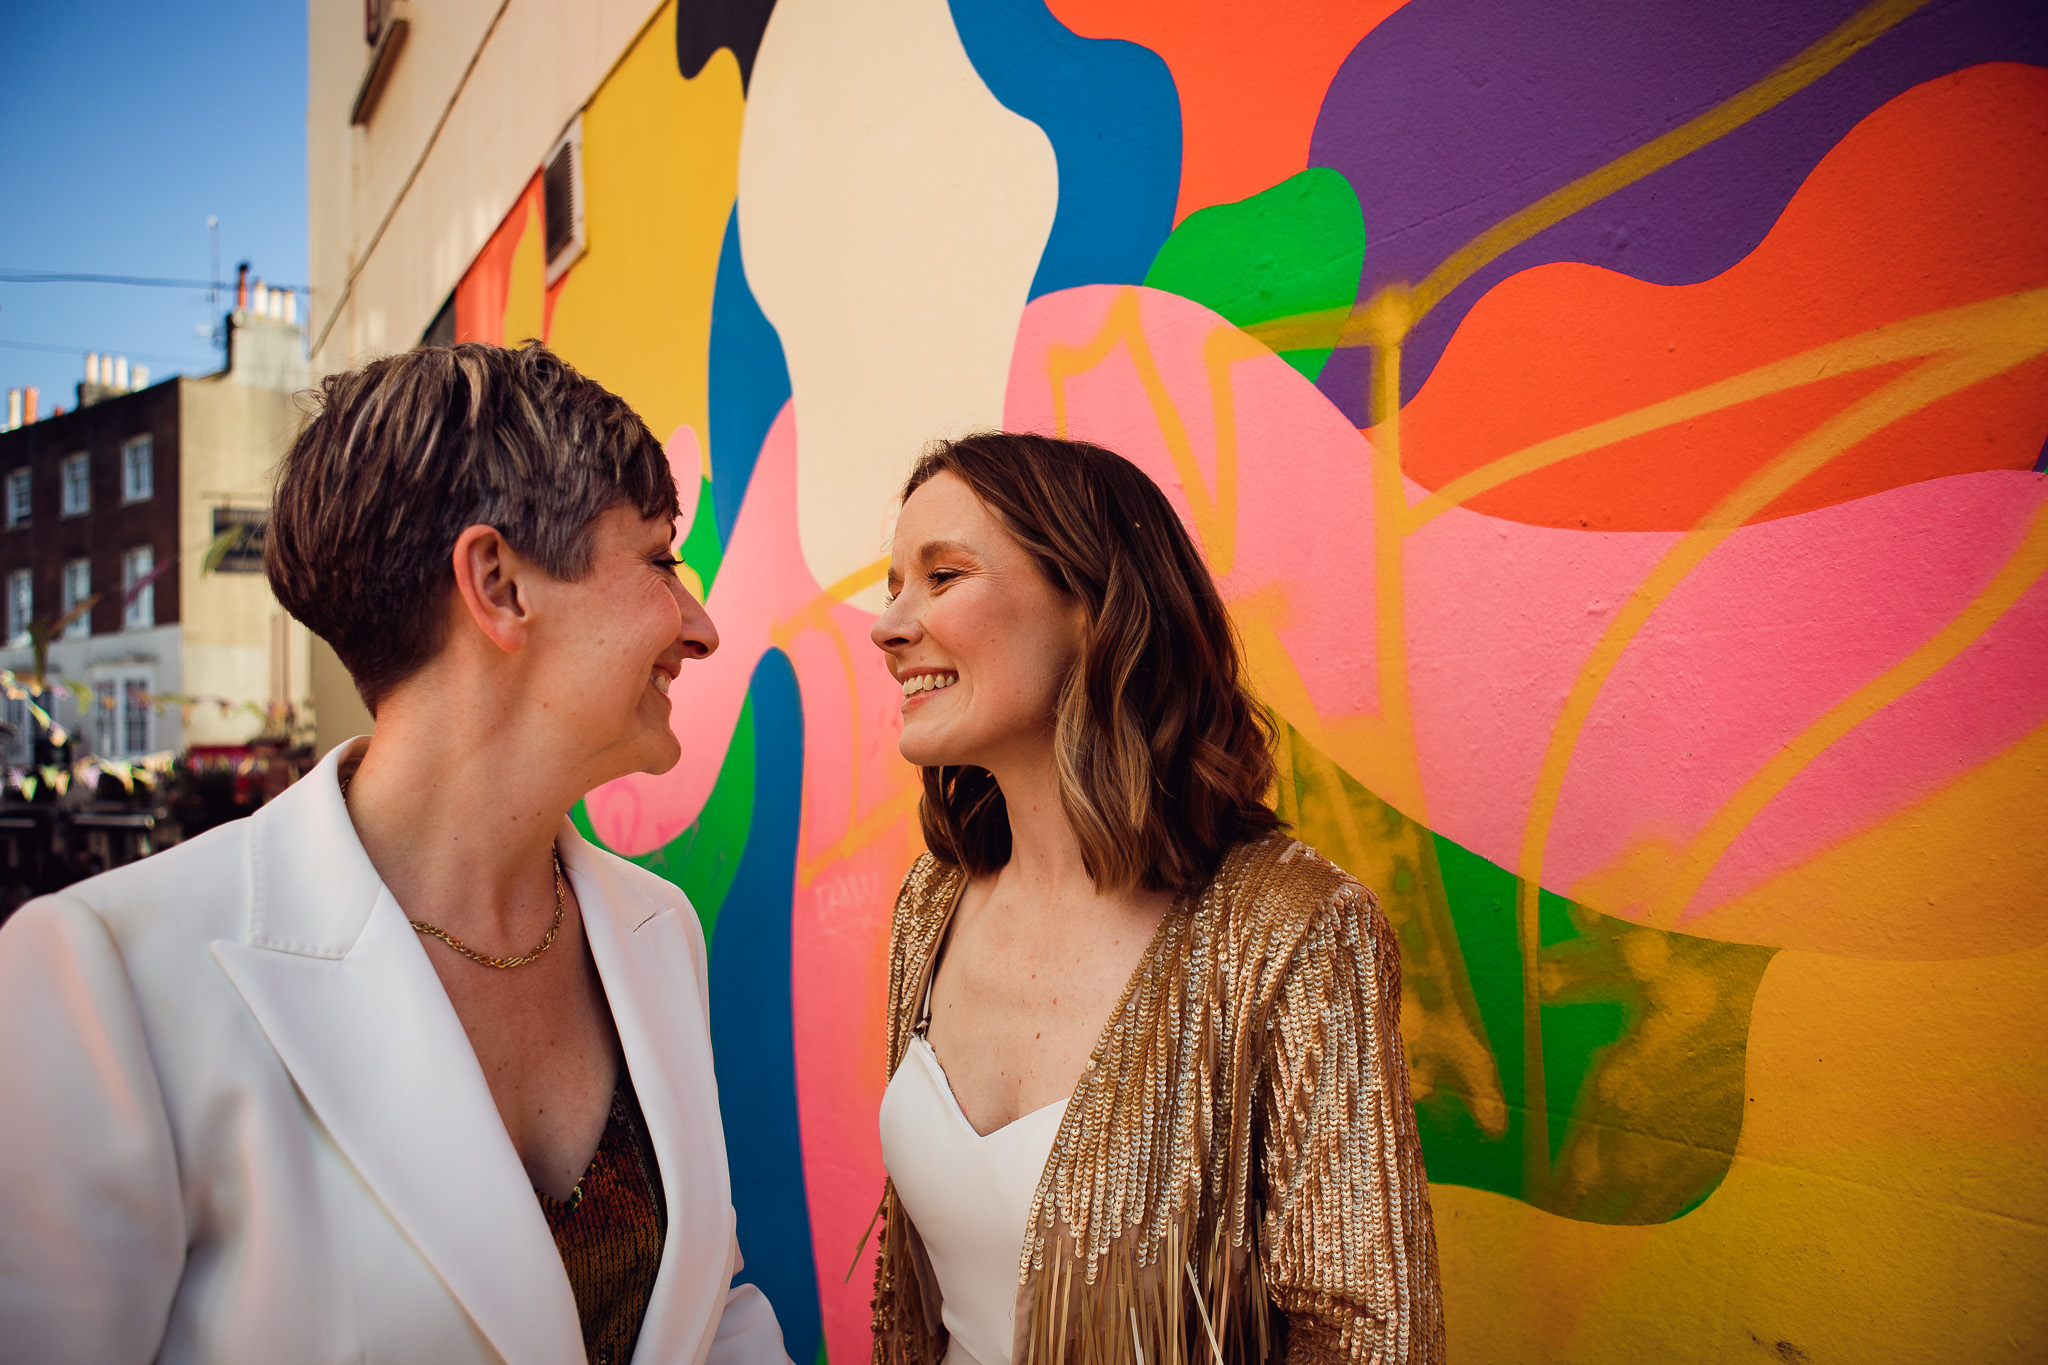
[653,672,672,695]
[902,673,956,698]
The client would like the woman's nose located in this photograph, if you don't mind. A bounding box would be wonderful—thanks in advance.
[677,584,719,659]
[870,594,920,651]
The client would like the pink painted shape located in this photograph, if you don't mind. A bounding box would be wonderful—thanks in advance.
[1400,498,1681,874]
[1552,471,2048,913]
[1007,284,1381,721]
[1005,285,2048,948]
[584,413,768,850]
[1685,478,2048,915]
[664,424,704,534]
[591,405,917,1361]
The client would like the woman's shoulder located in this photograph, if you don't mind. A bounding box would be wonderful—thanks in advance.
[1198,829,1377,951]
[892,851,965,926]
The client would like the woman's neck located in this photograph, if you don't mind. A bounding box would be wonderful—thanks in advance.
[341,670,582,942]
[987,746,1099,903]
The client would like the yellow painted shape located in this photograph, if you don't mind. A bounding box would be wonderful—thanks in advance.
[545,6,745,457]
[1436,940,2048,1363]
[1663,719,2048,959]
[501,197,546,348]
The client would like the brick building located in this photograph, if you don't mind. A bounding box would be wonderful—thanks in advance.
[0,299,314,767]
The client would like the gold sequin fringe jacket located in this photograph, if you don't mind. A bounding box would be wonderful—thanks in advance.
[871,832,1444,1365]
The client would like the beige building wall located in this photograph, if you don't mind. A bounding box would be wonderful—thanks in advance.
[308,0,666,373]
[176,314,315,747]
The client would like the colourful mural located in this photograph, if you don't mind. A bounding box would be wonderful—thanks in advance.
[444,2,2048,1359]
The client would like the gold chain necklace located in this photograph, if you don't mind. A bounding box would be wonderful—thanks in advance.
[341,771,565,970]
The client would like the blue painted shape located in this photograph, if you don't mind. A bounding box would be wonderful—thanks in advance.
[949,0,1181,298]
[707,648,820,1358]
[708,206,792,556]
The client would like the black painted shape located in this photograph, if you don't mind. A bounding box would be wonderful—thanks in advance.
[676,0,778,92]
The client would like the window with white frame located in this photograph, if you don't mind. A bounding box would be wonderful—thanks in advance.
[123,545,154,630]
[122,678,152,756]
[3,694,28,766]
[60,452,90,517]
[61,558,91,639]
[121,435,153,504]
[5,468,28,528]
[93,682,118,758]
[6,569,29,645]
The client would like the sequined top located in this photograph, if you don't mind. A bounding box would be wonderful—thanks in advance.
[537,1076,669,1365]
[871,832,1444,1365]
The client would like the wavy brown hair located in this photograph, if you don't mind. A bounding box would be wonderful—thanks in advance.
[905,432,1280,893]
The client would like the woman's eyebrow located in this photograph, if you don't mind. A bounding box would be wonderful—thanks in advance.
[915,538,975,564]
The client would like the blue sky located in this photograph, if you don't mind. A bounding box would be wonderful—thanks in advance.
[0,0,307,411]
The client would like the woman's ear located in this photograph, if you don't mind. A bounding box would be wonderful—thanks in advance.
[450,524,532,653]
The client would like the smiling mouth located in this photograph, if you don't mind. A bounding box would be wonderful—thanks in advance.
[901,671,957,698]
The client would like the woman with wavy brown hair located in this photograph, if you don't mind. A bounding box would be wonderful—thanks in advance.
[867,433,1442,1365]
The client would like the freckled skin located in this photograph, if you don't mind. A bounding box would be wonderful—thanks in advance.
[871,474,1171,1134]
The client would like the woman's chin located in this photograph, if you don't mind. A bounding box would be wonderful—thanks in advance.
[639,730,684,776]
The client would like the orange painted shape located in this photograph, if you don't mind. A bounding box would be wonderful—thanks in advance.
[1387,63,2048,532]
[1049,0,1404,222]
[453,175,545,345]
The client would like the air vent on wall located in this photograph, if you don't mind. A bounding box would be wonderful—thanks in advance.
[542,118,587,285]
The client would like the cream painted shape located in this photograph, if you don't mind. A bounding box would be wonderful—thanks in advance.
[738,0,1058,606]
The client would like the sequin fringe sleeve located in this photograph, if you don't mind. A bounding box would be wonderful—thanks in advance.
[1257,881,1445,1364]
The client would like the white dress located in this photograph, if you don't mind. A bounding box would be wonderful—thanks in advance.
[878,1031,1068,1365]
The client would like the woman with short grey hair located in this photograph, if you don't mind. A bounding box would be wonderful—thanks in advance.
[0,342,791,1365]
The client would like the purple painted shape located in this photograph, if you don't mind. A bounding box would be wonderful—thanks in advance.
[1308,0,2048,424]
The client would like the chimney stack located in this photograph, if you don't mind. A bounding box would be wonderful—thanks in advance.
[23,388,37,424]
[282,290,297,325]
[113,355,129,389]
[5,389,18,430]
[87,352,101,385]
[236,261,250,312]
[253,279,269,317]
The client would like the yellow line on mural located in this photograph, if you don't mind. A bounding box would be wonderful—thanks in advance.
[1404,290,2048,532]
[1199,324,1271,578]
[799,783,923,885]
[1223,0,1931,1208]
[1641,498,2048,930]
[770,553,893,886]
[826,555,890,605]
[1507,302,2048,1195]
[1243,0,1929,364]
[1046,289,1242,570]
[1373,0,1928,344]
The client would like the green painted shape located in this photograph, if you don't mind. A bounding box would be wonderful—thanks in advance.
[1142,167,1365,380]
[570,690,756,944]
[1273,717,1776,1225]
[1535,891,1631,1167]
[680,474,725,592]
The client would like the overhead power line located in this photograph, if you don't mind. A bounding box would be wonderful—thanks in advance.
[0,270,307,293]
[0,338,213,366]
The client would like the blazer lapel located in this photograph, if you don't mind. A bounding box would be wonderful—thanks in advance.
[211,743,584,1365]
[561,826,737,1365]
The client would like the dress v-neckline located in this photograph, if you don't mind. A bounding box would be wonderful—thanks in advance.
[911,1033,1070,1142]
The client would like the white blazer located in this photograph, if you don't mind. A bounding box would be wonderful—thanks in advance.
[0,741,790,1365]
